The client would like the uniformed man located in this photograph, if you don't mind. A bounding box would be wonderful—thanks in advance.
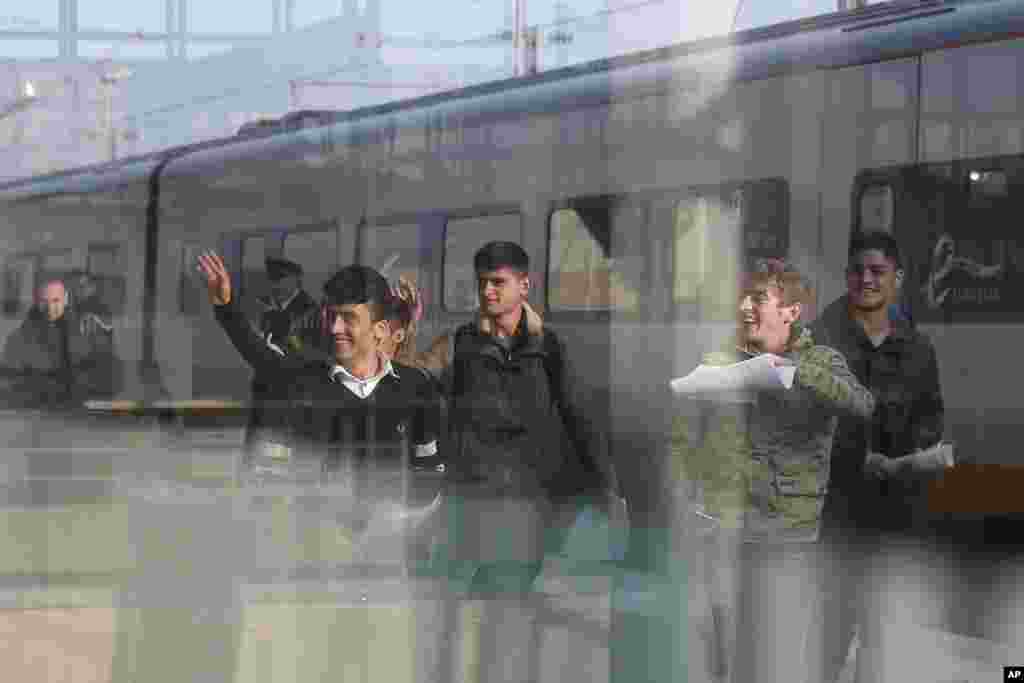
[244,257,318,464]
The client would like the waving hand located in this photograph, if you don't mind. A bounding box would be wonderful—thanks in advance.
[197,251,233,306]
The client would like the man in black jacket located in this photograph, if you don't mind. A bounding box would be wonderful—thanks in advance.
[810,231,947,683]
[422,241,615,683]
[199,252,442,514]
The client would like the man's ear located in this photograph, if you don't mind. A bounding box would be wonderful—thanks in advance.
[895,269,905,287]
[787,301,803,324]
[373,319,390,344]
[520,273,531,296]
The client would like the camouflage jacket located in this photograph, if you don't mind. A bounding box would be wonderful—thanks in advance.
[671,325,875,543]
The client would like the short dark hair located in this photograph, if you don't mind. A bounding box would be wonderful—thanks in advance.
[849,231,903,271]
[474,241,529,274]
[322,265,394,322]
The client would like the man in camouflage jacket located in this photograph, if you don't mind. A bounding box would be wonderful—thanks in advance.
[671,259,874,683]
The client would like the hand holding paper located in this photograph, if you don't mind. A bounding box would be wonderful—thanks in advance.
[669,353,796,398]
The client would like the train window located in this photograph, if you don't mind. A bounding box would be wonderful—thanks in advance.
[2,255,36,317]
[862,158,1024,323]
[671,180,789,318]
[84,243,125,317]
[969,169,1008,199]
[241,235,269,299]
[178,243,203,316]
[284,227,338,300]
[443,213,521,312]
[859,184,894,233]
[673,193,744,315]
[547,201,647,313]
[672,197,713,302]
[41,248,83,275]
[362,221,429,293]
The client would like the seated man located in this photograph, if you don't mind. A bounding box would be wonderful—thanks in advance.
[3,276,120,408]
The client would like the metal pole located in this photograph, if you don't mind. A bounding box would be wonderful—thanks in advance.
[102,80,113,161]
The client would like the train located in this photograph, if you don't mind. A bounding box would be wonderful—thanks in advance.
[2,0,1024,679]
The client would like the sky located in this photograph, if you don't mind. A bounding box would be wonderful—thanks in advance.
[0,0,856,167]
[1,0,851,61]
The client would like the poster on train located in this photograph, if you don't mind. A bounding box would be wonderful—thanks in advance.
[895,163,1022,323]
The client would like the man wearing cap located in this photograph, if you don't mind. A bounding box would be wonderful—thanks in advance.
[244,257,318,461]
[199,252,442,514]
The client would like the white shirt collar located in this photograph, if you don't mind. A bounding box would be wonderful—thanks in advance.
[329,356,399,399]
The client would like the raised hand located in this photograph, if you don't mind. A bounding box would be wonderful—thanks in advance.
[394,275,423,324]
[197,251,233,306]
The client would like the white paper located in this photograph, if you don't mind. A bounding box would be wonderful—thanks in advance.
[670,353,796,398]
[913,441,955,470]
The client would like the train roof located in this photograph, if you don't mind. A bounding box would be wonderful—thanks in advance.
[1,0,1021,199]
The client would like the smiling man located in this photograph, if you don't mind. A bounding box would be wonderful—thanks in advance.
[671,258,874,683]
[198,252,442,501]
[419,241,616,683]
[810,230,946,683]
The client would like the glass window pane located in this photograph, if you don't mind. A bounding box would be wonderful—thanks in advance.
[673,198,709,302]
[672,194,743,316]
[3,255,36,317]
[189,0,272,35]
[79,1,165,32]
[78,41,169,61]
[87,245,120,277]
[42,248,85,274]
[186,42,238,60]
[548,203,646,312]
[284,228,338,299]
[242,235,267,298]
[859,184,894,234]
[0,6,59,32]
[362,222,430,294]
[444,213,521,312]
[292,0,345,30]
[83,244,125,317]
[0,40,59,59]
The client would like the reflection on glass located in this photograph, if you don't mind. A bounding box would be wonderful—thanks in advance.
[78,1,165,33]
[242,235,267,297]
[673,198,708,302]
[3,255,35,316]
[0,40,59,59]
[548,204,644,312]
[672,195,742,315]
[186,42,240,60]
[291,0,346,30]
[362,223,425,295]
[0,6,58,32]
[444,214,521,312]
[78,41,170,61]
[189,0,272,35]
[859,184,894,234]
[284,228,338,298]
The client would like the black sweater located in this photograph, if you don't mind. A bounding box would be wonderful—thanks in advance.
[214,302,442,481]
